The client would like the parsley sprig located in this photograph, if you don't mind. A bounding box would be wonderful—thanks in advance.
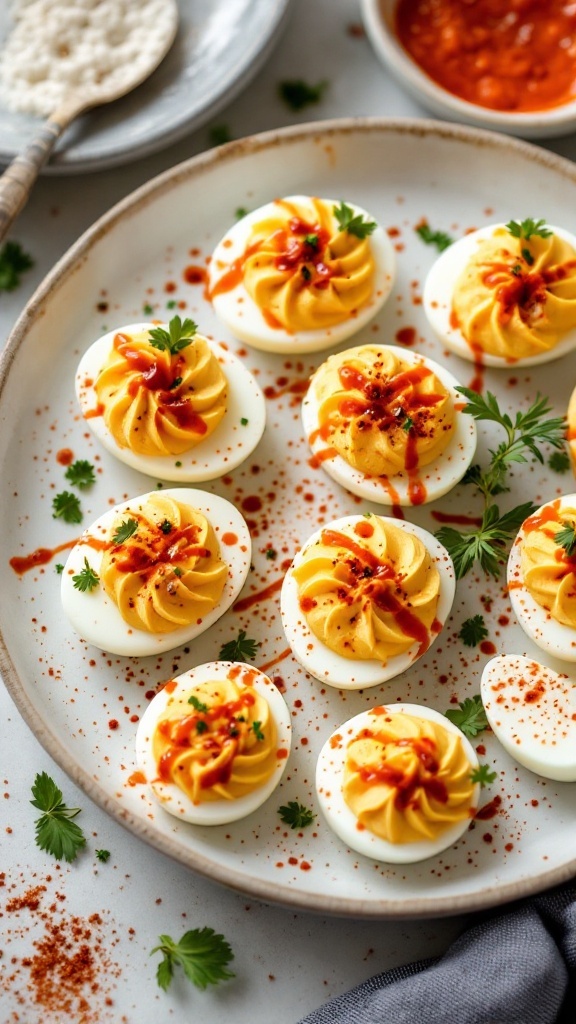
[505,218,552,241]
[415,221,453,252]
[436,389,565,578]
[112,518,139,545]
[0,240,33,291]
[445,696,489,738]
[64,459,95,489]
[555,520,576,557]
[151,928,235,991]
[218,630,260,662]
[278,78,328,111]
[31,772,86,863]
[278,801,316,829]
[148,316,197,356]
[458,615,488,648]
[334,200,377,239]
[470,764,498,787]
[52,490,83,524]
[72,557,100,592]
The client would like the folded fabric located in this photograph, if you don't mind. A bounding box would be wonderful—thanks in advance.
[298,884,576,1024]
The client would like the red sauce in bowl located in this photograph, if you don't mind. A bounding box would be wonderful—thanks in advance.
[395,0,576,113]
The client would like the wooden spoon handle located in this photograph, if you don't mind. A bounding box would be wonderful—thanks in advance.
[0,118,66,245]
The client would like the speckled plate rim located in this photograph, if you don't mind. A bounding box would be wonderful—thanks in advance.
[1,117,575,919]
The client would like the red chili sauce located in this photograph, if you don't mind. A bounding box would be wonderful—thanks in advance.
[395,0,576,113]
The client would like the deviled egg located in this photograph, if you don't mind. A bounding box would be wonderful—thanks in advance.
[76,318,266,481]
[424,221,576,366]
[507,494,576,662]
[280,514,455,689]
[316,702,480,864]
[301,343,476,505]
[481,654,576,782]
[135,661,291,825]
[61,487,251,657]
[208,195,395,354]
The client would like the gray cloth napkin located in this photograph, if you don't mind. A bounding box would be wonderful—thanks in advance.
[298,885,576,1024]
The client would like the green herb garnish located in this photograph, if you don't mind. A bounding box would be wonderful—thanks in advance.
[64,459,96,489]
[173,567,183,578]
[278,801,316,829]
[72,557,100,593]
[556,520,576,557]
[188,694,209,713]
[470,764,498,788]
[143,303,154,316]
[304,233,319,249]
[549,450,571,474]
[112,518,138,545]
[436,389,565,578]
[52,491,82,524]
[265,548,277,560]
[151,928,235,991]
[55,563,64,574]
[196,720,209,734]
[522,247,535,266]
[169,376,182,390]
[95,849,110,863]
[148,315,197,356]
[301,265,312,281]
[333,200,377,239]
[31,771,86,863]
[505,218,552,241]
[278,78,328,111]
[458,615,489,648]
[240,416,249,425]
[402,414,414,433]
[218,630,260,662]
[235,206,249,220]
[160,519,173,534]
[415,221,453,252]
[445,695,489,738]
[252,721,264,741]
[0,240,33,291]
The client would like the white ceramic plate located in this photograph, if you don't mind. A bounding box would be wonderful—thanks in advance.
[0,0,292,173]
[2,119,576,918]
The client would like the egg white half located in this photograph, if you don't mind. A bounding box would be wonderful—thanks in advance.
[76,323,266,481]
[507,494,576,662]
[423,224,576,367]
[481,654,576,782]
[135,661,292,825]
[280,515,455,689]
[301,345,477,505]
[209,196,396,355]
[316,702,480,864]
[60,487,251,657]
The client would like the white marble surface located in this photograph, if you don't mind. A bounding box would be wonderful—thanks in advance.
[1,1,575,1020]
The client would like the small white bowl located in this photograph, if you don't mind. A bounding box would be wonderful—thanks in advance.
[361,0,576,140]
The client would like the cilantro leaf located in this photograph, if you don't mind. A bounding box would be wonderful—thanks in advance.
[95,849,110,862]
[31,771,86,862]
[278,801,316,829]
[470,764,498,787]
[458,615,489,648]
[52,490,82,524]
[556,520,576,557]
[445,696,489,738]
[415,221,453,252]
[278,78,328,111]
[252,721,265,741]
[0,240,33,291]
[64,459,96,490]
[218,630,261,662]
[151,928,235,991]
[72,557,100,592]
[112,518,138,545]
[505,218,552,241]
[148,315,197,356]
[333,200,377,239]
